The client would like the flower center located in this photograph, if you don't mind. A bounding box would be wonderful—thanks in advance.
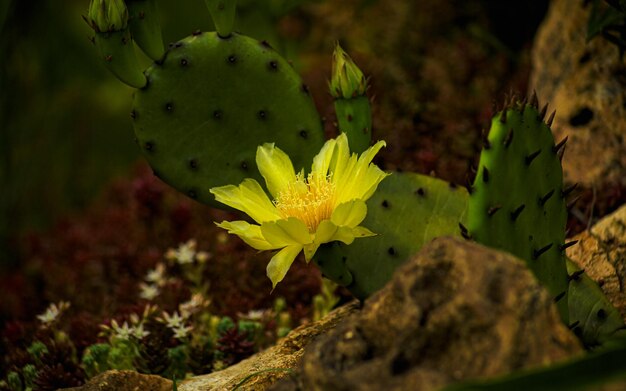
[275,172,335,232]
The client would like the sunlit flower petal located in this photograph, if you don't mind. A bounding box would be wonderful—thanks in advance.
[267,245,303,288]
[261,218,312,247]
[256,143,297,198]
[210,179,282,223]
[330,200,367,228]
[216,220,275,250]
[210,133,388,288]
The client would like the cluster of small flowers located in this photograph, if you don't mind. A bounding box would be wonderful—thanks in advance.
[100,305,156,341]
[158,310,193,341]
[165,239,211,265]
[139,239,212,301]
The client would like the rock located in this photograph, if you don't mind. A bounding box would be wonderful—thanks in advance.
[567,204,626,320]
[178,301,358,391]
[273,237,581,391]
[530,0,626,187]
[64,370,172,391]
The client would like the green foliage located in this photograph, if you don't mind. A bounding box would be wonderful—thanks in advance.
[566,259,626,349]
[467,98,569,321]
[330,44,372,153]
[315,172,469,299]
[6,371,22,391]
[107,338,137,370]
[164,345,188,381]
[312,278,340,321]
[27,341,49,367]
[217,316,236,335]
[21,365,37,390]
[126,0,164,61]
[205,0,238,37]
[132,32,324,208]
[82,343,112,378]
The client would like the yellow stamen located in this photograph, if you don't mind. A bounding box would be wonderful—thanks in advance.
[275,172,335,232]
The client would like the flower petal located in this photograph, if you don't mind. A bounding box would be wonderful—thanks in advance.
[335,140,389,204]
[267,245,303,288]
[256,143,297,198]
[311,137,337,175]
[328,133,353,180]
[210,178,281,223]
[330,200,368,228]
[303,243,320,262]
[215,220,275,250]
[261,217,312,247]
[330,225,376,245]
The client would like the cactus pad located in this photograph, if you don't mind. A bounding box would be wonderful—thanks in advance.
[315,172,469,299]
[132,32,324,207]
[467,99,569,320]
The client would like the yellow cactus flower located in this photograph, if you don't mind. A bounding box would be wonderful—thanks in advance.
[210,133,389,288]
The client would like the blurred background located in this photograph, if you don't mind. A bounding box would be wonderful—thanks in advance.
[0,0,550,268]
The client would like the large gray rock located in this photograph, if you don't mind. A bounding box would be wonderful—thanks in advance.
[273,237,581,391]
[530,0,626,187]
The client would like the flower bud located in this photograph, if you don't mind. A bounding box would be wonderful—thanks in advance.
[330,43,368,99]
[87,0,129,33]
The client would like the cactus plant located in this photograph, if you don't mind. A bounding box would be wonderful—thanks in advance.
[566,258,626,349]
[315,172,469,299]
[466,95,569,320]
[87,0,326,208]
[126,0,164,61]
[330,43,372,154]
[86,0,147,88]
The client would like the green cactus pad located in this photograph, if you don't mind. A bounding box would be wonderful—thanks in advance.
[132,32,324,207]
[126,0,164,61]
[334,96,372,154]
[566,258,626,349]
[95,30,147,88]
[315,172,469,299]
[468,100,569,320]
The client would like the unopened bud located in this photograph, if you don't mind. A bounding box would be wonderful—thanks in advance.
[87,0,129,33]
[330,43,368,99]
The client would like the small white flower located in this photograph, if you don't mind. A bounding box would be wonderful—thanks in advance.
[139,282,160,301]
[179,293,209,318]
[172,324,193,340]
[165,239,209,265]
[243,309,266,321]
[111,320,134,340]
[132,323,150,339]
[145,263,166,285]
[37,302,70,324]
[160,311,185,329]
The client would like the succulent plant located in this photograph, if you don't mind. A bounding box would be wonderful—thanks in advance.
[86,0,146,88]
[330,43,372,154]
[466,95,569,320]
[315,172,469,299]
[87,0,325,209]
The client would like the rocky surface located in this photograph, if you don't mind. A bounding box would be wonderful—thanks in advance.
[65,302,357,391]
[567,204,626,321]
[63,370,172,391]
[272,237,582,391]
[177,301,358,390]
[530,0,626,187]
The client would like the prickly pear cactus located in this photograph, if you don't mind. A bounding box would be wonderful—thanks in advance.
[467,96,569,320]
[566,259,626,349]
[315,172,469,299]
[131,33,324,207]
